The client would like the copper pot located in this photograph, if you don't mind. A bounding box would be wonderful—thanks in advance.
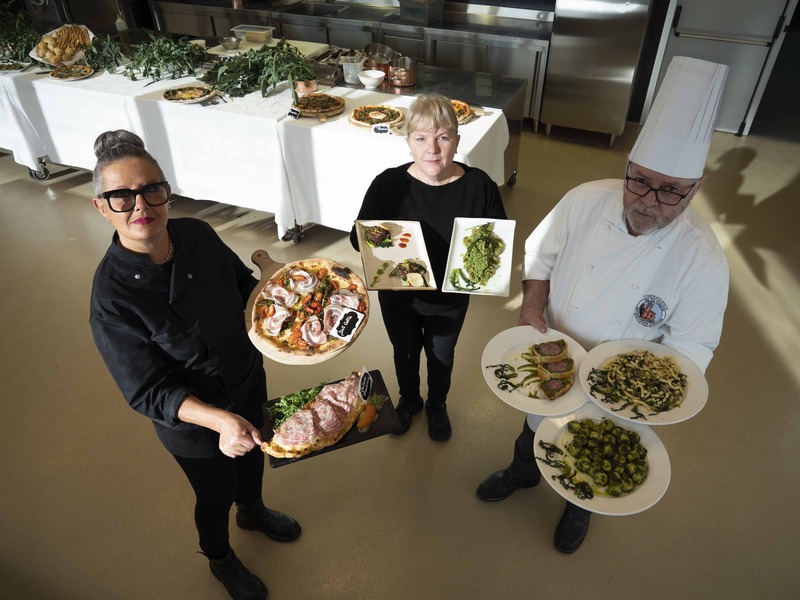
[363,43,400,76]
[387,56,417,87]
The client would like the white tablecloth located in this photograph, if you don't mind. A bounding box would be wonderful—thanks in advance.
[0,68,509,238]
[278,86,508,233]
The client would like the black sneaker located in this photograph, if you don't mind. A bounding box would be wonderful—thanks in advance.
[393,396,423,435]
[426,402,451,441]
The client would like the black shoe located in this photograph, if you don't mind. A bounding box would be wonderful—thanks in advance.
[476,468,540,502]
[425,402,451,441]
[393,396,423,435]
[554,503,591,554]
[207,548,268,600]
[236,504,302,542]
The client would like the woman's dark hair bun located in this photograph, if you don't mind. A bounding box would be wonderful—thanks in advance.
[93,130,146,159]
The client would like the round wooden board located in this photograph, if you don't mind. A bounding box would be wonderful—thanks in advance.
[245,250,369,365]
[296,104,345,121]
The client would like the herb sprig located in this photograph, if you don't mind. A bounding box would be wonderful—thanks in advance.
[201,40,315,103]
[266,381,327,427]
[123,32,205,81]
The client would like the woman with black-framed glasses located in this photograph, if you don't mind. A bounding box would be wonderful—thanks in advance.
[89,130,298,600]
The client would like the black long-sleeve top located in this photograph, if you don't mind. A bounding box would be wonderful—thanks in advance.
[90,218,262,457]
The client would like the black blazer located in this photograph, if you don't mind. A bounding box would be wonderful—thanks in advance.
[90,218,263,457]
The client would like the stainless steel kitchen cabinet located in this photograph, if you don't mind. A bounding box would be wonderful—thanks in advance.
[540,0,652,145]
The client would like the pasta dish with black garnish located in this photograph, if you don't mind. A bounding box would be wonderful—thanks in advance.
[587,350,687,420]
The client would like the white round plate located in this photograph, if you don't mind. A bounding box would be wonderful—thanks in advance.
[481,326,588,416]
[534,403,671,516]
[579,339,708,425]
[162,85,217,104]
[47,65,94,81]
[29,25,94,67]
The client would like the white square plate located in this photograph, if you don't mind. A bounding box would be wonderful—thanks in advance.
[355,220,437,291]
[442,217,515,296]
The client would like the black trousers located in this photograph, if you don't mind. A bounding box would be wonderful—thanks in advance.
[510,417,587,518]
[171,376,267,558]
[509,418,541,482]
[379,300,468,407]
[173,448,264,558]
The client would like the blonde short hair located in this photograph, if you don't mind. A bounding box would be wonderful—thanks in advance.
[406,94,458,135]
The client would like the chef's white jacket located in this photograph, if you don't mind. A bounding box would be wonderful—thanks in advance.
[524,178,728,380]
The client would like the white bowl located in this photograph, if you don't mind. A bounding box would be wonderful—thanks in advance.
[358,69,385,89]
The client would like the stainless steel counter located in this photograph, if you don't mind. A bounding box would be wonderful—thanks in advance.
[149,1,553,41]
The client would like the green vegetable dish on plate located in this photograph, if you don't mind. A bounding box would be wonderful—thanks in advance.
[537,418,649,500]
[449,221,505,291]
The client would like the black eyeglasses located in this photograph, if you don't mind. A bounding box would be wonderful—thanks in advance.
[624,171,698,207]
[102,181,171,213]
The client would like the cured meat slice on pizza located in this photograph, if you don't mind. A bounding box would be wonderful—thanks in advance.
[251,258,369,364]
[262,372,366,458]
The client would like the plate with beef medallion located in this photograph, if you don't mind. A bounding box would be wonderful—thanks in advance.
[482,326,589,416]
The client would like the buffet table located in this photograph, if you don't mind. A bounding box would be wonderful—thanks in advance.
[0,63,518,238]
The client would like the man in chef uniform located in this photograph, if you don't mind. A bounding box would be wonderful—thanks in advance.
[476,57,730,553]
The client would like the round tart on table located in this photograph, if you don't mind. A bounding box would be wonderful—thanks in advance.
[250,258,369,365]
[451,99,472,124]
[0,62,31,73]
[292,93,345,120]
[161,85,216,103]
[48,64,93,81]
[349,104,404,127]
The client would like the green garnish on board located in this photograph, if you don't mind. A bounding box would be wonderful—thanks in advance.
[266,381,327,427]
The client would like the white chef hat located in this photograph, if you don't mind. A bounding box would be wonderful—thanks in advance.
[629,56,728,179]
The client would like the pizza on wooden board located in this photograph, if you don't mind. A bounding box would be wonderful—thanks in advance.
[252,258,368,358]
[451,99,472,124]
[292,93,345,115]
[262,372,365,458]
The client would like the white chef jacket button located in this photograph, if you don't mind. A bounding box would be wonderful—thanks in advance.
[586,264,593,270]
[134,274,141,280]
[613,321,620,326]
[604,224,610,229]
[187,274,193,279]
[632,284,639,289]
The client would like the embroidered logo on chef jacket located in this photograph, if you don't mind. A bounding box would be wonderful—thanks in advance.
[634,295,667,328]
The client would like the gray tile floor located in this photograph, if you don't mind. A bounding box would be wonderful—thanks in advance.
[1,122,798,599]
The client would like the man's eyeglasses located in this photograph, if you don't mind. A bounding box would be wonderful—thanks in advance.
[624,171,698,207]
[102,181,170,213]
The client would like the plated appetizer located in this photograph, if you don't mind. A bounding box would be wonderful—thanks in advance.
[537,417,650,500]
[587,350,687,420]
[355,220,437,291]
[579,339,708,425]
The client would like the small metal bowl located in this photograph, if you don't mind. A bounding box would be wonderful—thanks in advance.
[219,37,240,51]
